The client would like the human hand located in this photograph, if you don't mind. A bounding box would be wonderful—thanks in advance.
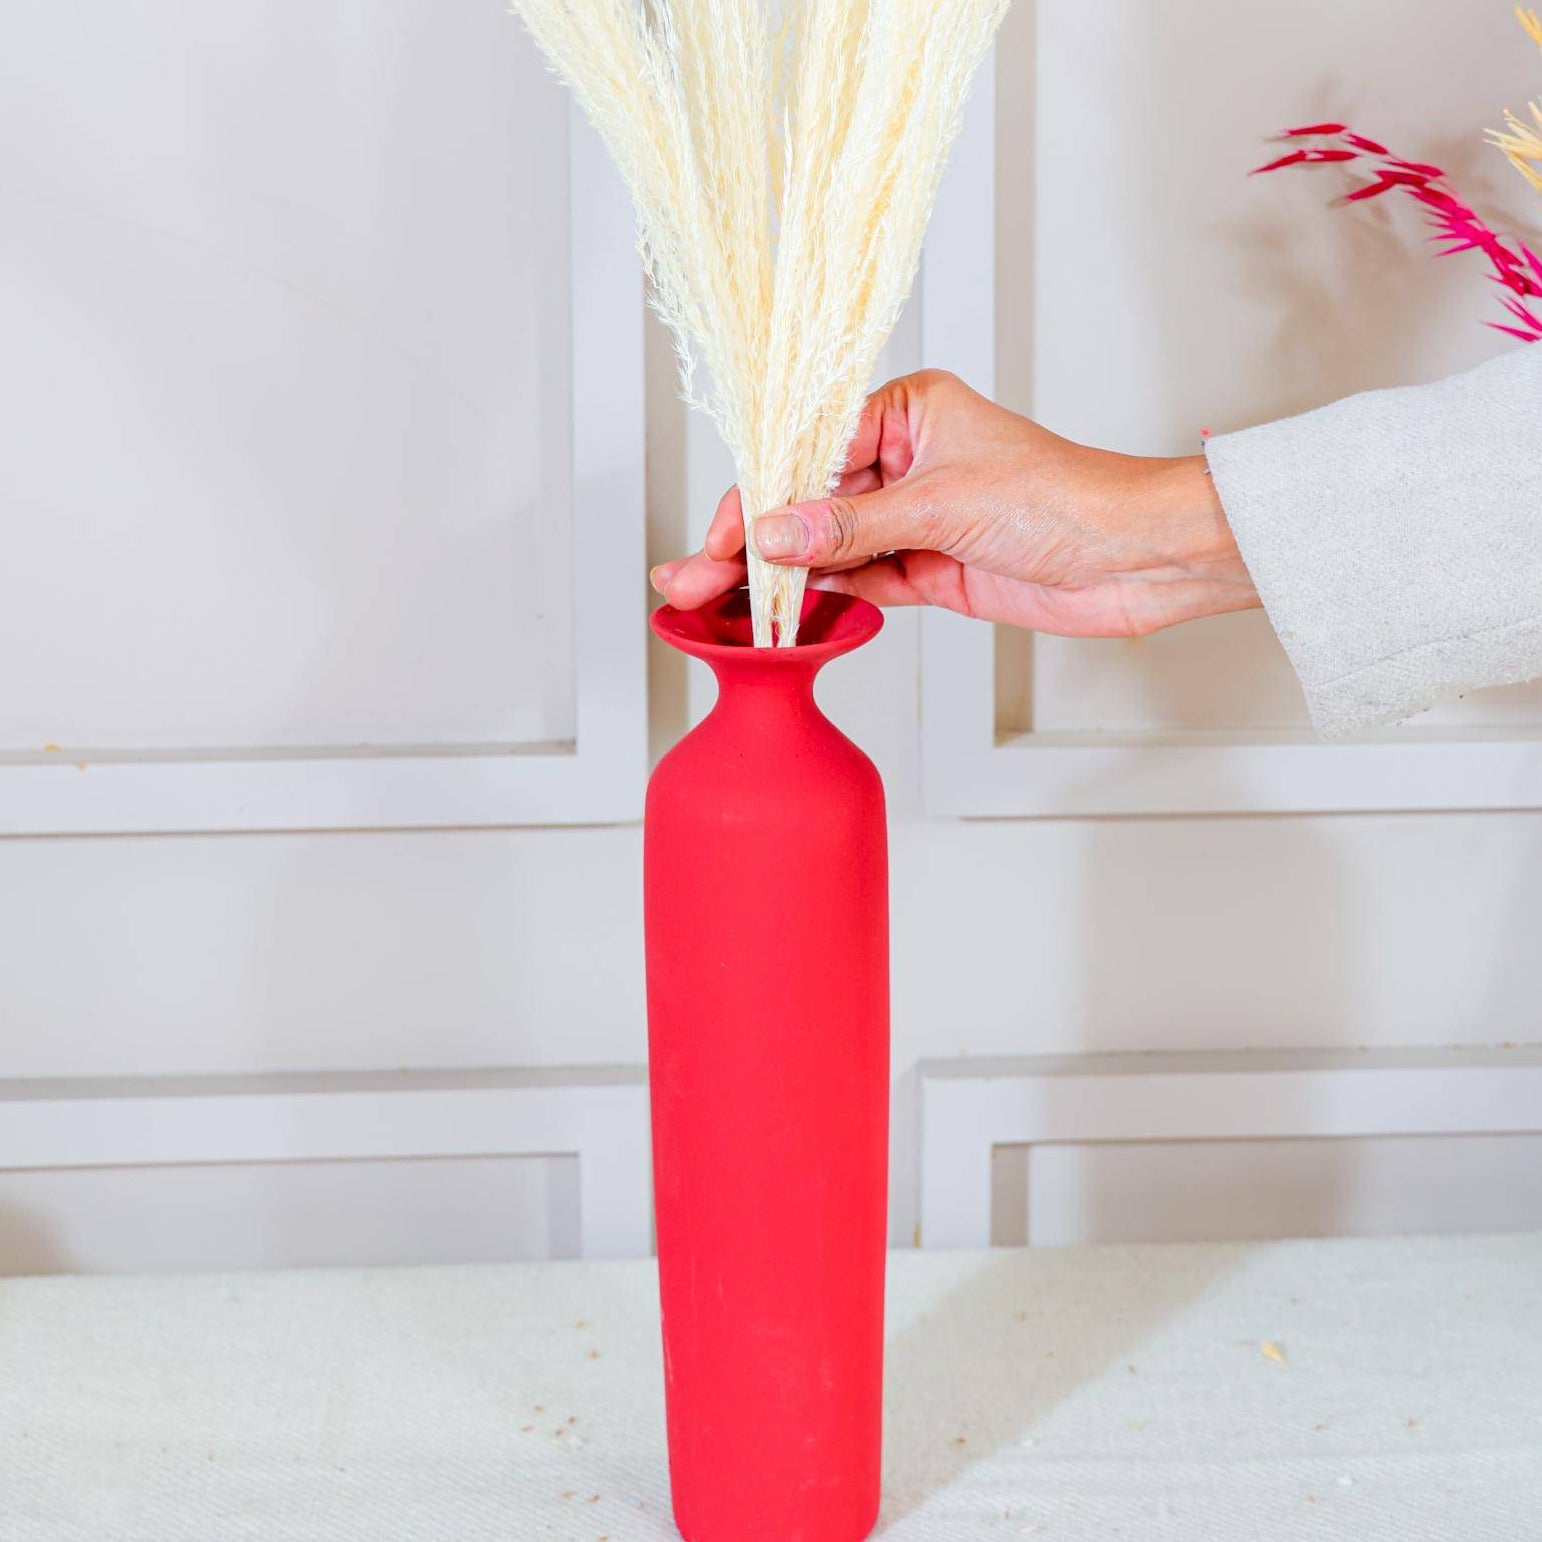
[650,370,1258,637]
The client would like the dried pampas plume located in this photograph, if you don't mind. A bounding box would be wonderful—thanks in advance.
[511,0,1008,645]
[1488,6,1542,200]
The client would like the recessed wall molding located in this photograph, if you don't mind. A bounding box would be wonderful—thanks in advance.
[0,1065,653,1261]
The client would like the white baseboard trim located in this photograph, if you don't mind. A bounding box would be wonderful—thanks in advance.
[918,1046,1542,1249]
[0,1066,653,1260]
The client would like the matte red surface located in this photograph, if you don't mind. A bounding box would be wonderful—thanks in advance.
[645,590,890,1542]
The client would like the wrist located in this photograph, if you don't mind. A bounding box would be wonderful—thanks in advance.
[1157,454,1249,572]
[1046,443,1259,634]
[1121,452,1259,627]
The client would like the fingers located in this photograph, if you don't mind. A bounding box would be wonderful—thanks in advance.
[808,559,924,607]
[664,363,950,609]
[811,550,969,611]
[653,548,944,614]
[703,486,746,562]
[751,480,940,569]
[707,466,883,553]
[840,374,925,482]
[697,366,955,573]
[653,544,977,622]
[651,484,746,611]
[699,367,932,567]
[833,464,884,499]
[651,548,747,609]
[840,393,889,477]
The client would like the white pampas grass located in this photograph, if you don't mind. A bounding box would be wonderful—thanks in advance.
[1490,8,1542,200]
[512,0,1007,645]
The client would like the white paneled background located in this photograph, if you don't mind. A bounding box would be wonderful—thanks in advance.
[0,0,576,751]
[1056,0,1542,736]
[1022,0,1542,741]
[1001,1135,1542,1248]
[0,1156,578,1275]
[3,0,1542,1274]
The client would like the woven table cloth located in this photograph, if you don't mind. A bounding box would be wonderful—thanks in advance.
[4,1233,1540,1540]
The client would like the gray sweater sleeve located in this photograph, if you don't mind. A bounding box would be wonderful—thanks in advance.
[1204,346,1542,738]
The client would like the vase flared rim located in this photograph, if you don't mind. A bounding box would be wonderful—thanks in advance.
[651,589,882,665]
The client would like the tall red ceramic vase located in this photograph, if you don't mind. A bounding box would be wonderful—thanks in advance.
[645,589,889,1542]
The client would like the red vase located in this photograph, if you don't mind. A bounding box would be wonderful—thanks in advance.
[645,589,889,1542]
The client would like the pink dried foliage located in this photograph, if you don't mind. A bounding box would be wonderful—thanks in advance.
[1254,123,1542,343]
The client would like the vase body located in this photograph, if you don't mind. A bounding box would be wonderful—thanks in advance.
[645,590,889,1542]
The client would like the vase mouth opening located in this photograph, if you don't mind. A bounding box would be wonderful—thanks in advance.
[651,589,883,664]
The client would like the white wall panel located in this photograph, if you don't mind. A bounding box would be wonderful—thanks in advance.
[0,829,645,1078]
[0,0,574,750]
[996,1134,1542,1249]
[1032,0,1539,454]
[923,1,1542,816]
[0,0,646,836]
[0,1156,573,1277]
[1025,0,1542,739]
[3,0,1541,1270]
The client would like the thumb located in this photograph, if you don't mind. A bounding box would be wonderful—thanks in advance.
[752,482,939,569]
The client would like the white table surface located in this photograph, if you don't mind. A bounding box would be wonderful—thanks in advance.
[4,1233,1540,1541]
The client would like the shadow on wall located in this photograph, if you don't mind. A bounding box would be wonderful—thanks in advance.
[645,305,693,765]
[0,1204,70,1277]
[1075,814,1357,1056]
[1068,750,1360,1245]
[1218,116,1529,423]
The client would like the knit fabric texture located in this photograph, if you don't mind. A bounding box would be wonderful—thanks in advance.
[1206,346,1542,738]
[6,1236,1542,1540]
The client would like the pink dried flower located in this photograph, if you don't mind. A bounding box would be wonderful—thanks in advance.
[1254,125,1542,343]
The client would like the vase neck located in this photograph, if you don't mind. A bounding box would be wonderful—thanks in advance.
[701,654,823,726]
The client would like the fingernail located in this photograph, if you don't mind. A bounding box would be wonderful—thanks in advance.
[649,564,671,595]
[754,512,807,560]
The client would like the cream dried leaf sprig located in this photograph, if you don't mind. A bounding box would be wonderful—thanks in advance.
[1489,6,1542,199]
[511,0,1007,645]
